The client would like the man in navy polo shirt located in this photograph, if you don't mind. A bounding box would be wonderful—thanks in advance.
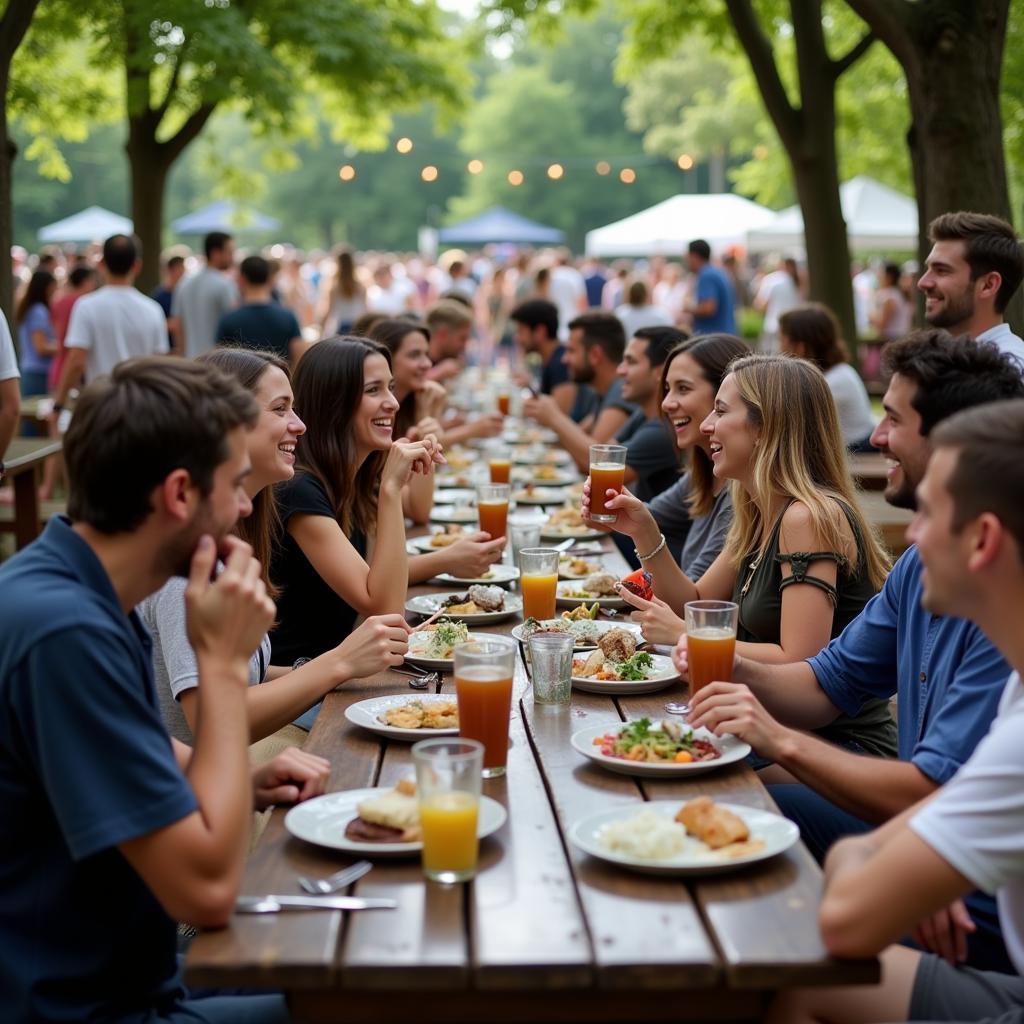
[682,330,1024,971]
[0,357,328,1023]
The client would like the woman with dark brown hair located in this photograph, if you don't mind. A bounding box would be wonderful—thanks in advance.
[270,336,443,667]
[140,346,413,746]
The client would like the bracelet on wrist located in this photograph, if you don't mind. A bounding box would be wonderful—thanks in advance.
[635,533,667,562]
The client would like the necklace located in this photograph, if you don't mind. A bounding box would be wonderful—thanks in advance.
[740,549,764,597]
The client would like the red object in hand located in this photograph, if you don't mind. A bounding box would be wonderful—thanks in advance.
[620,569,654,601]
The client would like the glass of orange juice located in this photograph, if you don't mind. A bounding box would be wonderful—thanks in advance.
[684,600,739,705]
[477,483,510,541]
[455,637,516,778]
[488,447,511,484]
[588,444,627,523]
[518,547,559,621]
[412,738,484,883]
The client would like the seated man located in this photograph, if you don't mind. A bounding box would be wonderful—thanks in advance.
[769,399,1024,1023]
[682,330,1024,971]
[510,298,578,415]
[0,357,329,1023]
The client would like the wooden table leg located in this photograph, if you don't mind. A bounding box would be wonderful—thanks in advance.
[13,467,41,549]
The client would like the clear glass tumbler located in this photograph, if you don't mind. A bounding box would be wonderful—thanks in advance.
[528,632,573,705]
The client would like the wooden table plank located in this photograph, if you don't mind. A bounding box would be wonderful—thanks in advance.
[2,438,62,550]
[860,489,912,557]
[848,452,886,492]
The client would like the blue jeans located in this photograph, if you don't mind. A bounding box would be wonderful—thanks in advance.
[768,783,1014,974]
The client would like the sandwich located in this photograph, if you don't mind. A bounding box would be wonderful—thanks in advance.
[345,778,422,843]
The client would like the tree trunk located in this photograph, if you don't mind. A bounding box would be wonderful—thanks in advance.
[0,101,16,326]
[709,150,727,194]
[126,125,169,295]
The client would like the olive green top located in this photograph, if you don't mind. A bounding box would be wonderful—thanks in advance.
[732,499,897,758]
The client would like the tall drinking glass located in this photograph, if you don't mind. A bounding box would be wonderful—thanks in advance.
[477,483,510,541]
[528,632,573,705]
[412,738,483,883]
[589,444,627,522]
[685,600,738,704]
[496,389,512,417]
[518,547,559,621]
[489,447,511,484]
[455,638,516,778]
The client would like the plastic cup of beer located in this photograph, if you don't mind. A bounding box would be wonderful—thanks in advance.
[477,483,510,541]
[412,737,484,883]
[455,638,516,778]
[684,600,739,700]
[497,390,512,417]
[518,547,559,621]
[489,447,511,484]
[589,444,627,523]
[528,632,573,706]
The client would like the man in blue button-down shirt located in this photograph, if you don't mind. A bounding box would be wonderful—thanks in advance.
[683,329,1024,970]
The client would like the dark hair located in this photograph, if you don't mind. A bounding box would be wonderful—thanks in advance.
[65,356,257,534]
[883,262,901,287]
[197,347,290,596]
[335,247,359,299]
[510,299,558,340]
[928,211,1024,313]
[15,270,55,324]
[68,265,96,288]
[567,311,626,364]
[932,400,1024,561]
[351,311,388,337]
[367,318,431,438]
[634,325,689,370]
[291,337,392,536]
[103,234,138,276]
[204,231,233,260]
[778,303,849,370]
[660,334,749,516]
[626,279,648,305]
[166,254,185,271]
[688,239,711,261]
[884,328,1024,435]
[239,255,270,286]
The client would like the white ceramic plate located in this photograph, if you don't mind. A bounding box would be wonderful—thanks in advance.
[510,618,642,651]
[436,473,477,488]
[406,591,523,625]
[408,531,471,553]
[432,564,519,586]
[569,800,799,876]
[556,581,626,609]
[511,468,578,488]
[541,524,607,541]
[570,723,752,777]
[558,556,605,581]
[345,694,460,740]
[405,630,508,670]
[429,506,479,525]
[513,487,571,506]
[571,652,679,695]
[512,447,573,466]
[285,788,508,857]
[431,488,477,505]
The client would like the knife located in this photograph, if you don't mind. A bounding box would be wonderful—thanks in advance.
[235,895,397,913]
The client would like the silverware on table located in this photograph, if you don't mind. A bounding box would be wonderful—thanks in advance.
[235,895,396,914]
[393,666,442,691]
[298,859,373,896]
[663,701,691,716]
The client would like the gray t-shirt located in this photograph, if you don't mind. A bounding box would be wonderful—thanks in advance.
[0,311,19,380]
[138,576,270,744]
[648,472,733,581]
[171,268,239,359]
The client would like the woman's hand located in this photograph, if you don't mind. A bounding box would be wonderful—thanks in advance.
[467,413,504,440]
[406,416,445,444]
[416,380,448,421]
[252,747,331,808]
[334,613,411,681]
[438,531,507,578]
[615,585,686,646]
[581,479,658,543]
[381,437,446,494]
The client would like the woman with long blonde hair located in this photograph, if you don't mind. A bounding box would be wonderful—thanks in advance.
[589,353,895,757]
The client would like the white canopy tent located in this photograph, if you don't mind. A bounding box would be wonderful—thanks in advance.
[746,176,918,253]
[584,193,777,258]
[38,206,133,243]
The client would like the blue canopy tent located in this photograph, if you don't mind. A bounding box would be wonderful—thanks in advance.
[438,206,564,246]
[170,199,280,235]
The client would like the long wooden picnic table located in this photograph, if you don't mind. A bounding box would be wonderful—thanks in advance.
[186,516,877,1021]
[1,437,62,550]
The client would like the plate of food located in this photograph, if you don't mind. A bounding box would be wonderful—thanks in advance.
[431,488,477,506]
[406,587,522,625]
[558,554,603,580]
[405,621,506,670]
[436,472,476,488]
[511,446,573,467]
[285,780,507,856]
[432,564,520,587]
[511,465,578,488]
[571,719,751,777]
[512,484,570,506]
[569,797,799,876]
[571,635,679,694]
[556,575,626,608]
[429,506,478,525]
[541,506,606,540]
[345,695,460,740]
[511,616,642,651]
[408,526,472,553]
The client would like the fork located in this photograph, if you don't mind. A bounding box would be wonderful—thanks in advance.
[298,859,373,896]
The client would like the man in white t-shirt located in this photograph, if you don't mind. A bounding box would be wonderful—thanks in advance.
[0,309,20,468]
[753,255,801,353]
[54,236,168,415]
[770,399,1024,1024]
[919,211,1024,368]
[548,252,587,340]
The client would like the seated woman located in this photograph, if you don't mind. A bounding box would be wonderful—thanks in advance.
[587,333,749,599]
[587,353,896,758]
[139,348,413,745]
[779,304,876,452]
[270,336,443,668]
